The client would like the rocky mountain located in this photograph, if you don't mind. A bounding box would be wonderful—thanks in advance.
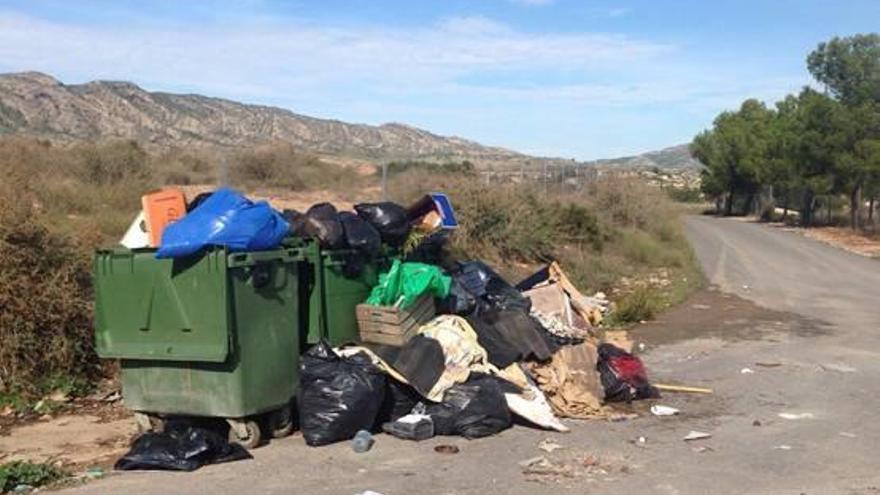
[587,144,703,171]
[0,71,526,166]
[0,71,700,171]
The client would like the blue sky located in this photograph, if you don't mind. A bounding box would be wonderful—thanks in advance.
[0,0,877,159]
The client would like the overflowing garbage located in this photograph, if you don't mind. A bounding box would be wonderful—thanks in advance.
[106,187,668,472]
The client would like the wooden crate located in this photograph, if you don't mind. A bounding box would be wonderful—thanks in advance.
[356,295,436,346]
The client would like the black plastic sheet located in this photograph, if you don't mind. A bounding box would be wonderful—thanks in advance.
[339,211,381,257]
[115,424,251,472]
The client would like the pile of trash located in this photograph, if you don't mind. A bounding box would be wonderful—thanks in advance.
[115,186,661,468]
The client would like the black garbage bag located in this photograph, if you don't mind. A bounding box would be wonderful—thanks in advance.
[115,424,251,472]
[302,203,346,249]
[597,343,660,403]
[425,373,512,439]
[339,211,381,257]
[456,261,530,312]
[465,313,521,369]
[376,379,423,424]
[354,202,411,247]
[436,278,477,316]
[298,341,387,446]
[282,208,305,236]
[476,307,554,363]
[392,335,446,399]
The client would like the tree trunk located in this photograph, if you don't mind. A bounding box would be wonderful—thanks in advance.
[801,189,814,227]
[782,206,788,222]
[869,197,875,228]
[850,183,862,230]
[758,185,775,221]
[725,190,734,216]
[827,198,833,225]
[744,192,756,216]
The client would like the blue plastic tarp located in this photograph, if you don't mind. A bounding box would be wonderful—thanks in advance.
[156,187,289,259]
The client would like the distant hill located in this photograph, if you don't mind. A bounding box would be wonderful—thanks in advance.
[0,71,697,171]
[587,144,703,171]
[0,71,529,167]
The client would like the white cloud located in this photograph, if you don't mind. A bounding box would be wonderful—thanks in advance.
[0,11,672,99]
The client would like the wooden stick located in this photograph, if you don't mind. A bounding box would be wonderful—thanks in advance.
[655,384,714,394]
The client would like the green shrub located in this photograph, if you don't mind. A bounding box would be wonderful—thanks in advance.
[0,461,66,492]
[608,287,659,324]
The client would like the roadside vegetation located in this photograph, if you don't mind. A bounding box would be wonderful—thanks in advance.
[694,33,880,230]
[0,461,67,493]
[0,136,700,407]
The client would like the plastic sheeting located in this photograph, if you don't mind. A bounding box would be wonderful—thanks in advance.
[156,187,288,259]
[365,259,451,309]
[115,424,251,472]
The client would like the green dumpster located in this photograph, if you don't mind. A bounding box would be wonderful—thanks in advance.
[94,246,306,448]
[304,247,387,347]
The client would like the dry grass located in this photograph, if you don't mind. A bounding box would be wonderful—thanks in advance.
[387,170,703,319]
[0,136,701,397]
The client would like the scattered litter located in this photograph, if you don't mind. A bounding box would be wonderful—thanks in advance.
[819,363,857,373]
[778,412,815,420]
[382,413,434,441]
[520,456,576,478]
[655,384,713,394]
[434,445,460,454]
[650,405,680,416]
[839,432,857,438]
[13,484,34,494]
[742,285,750,290]
[84,466,105,480]
[629,436,648,448]
[752,420,762,427]
[356,491,385,495]
[740,368,755,374]
[682,431,712,441]
[519,456,547,468]
[538,439,564,453]
[755,362,782,368]
[608,413,639,422]
[351,430,374,453]
[691,446,714,453]
[691,304,711,310]
[774,445,792,450]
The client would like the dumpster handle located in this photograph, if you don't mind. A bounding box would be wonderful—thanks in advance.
[227,249,304,268]
[318,251,330,341]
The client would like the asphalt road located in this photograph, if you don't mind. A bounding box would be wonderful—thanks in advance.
[62,216,880,495]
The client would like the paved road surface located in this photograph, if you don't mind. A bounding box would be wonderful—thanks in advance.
[63,216,880,495]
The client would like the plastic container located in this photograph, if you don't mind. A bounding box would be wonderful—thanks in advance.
[141,188,187,247]
[94,246,305,448]
[351,430,374,453]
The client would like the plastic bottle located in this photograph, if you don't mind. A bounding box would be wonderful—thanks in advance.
[351,429,374,453]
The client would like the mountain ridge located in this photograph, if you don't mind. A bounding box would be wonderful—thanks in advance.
[0,71,701,170]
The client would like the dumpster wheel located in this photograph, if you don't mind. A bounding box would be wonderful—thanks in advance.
[227,419,262,449]
[268,405,294,439]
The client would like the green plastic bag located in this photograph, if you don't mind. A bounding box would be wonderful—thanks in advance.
[366,259,452,309]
